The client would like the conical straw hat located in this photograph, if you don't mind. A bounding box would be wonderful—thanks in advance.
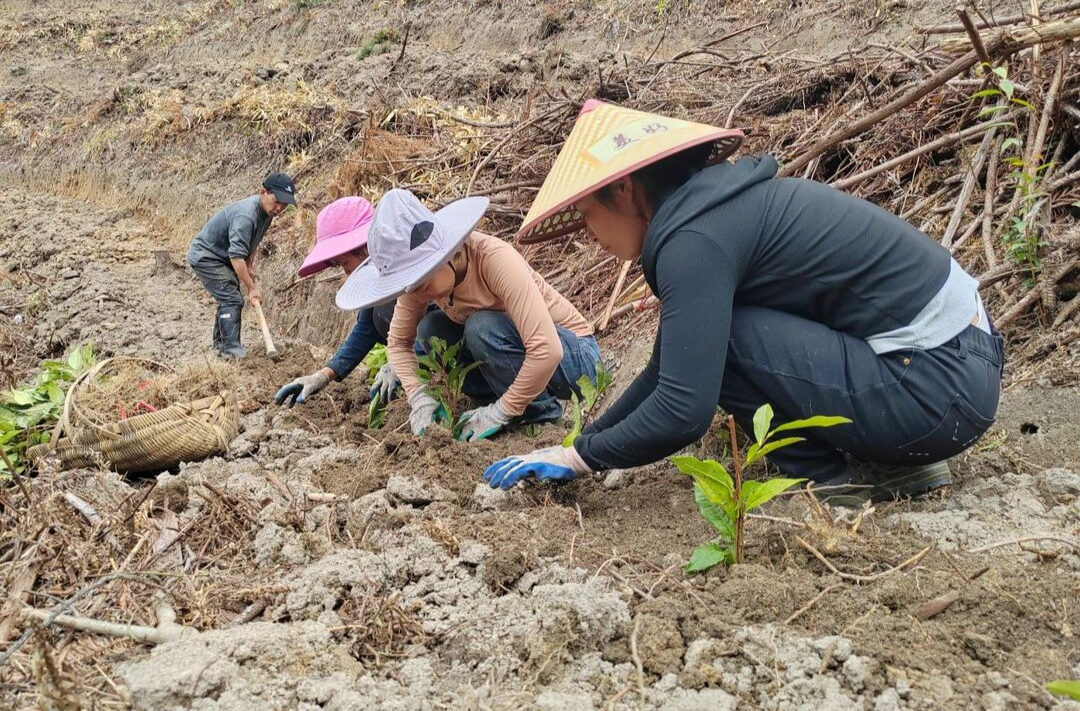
[516,100,744,244]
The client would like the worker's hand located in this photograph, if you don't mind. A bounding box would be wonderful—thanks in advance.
[483,446,591,490]
[274,371,330,407]
[247,286,263,304]
[457,401,512,442]
[369,363,401,403]
[408,388,447,436]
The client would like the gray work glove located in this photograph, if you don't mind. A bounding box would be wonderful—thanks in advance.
[274,371,330,408]
[457,400,513,442]
[408,387,447,436]
[369,363,401,403]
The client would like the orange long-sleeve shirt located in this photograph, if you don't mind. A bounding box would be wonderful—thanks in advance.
[388,233,593,416]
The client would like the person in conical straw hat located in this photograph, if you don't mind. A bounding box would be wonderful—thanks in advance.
[336,189,602,441]
[485,99,1002,505]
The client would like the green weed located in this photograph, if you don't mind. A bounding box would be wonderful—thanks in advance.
[670,404,850,572]
[363,344,390,428]
[356,28,400,61]
[0,343,95,477]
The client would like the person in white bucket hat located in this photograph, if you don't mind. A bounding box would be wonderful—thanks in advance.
[337,189,602,440]
[272,196,436,409]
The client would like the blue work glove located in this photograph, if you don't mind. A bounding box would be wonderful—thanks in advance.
[484,446,591,490]
[369,363,401,403]
[457,400,513,442]
[274,371,330,408]
[408,388,447,436]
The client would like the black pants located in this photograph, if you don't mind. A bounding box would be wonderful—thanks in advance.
[718,306,1004,480]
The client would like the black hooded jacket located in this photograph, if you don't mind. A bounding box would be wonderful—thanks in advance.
[574,154,953,471]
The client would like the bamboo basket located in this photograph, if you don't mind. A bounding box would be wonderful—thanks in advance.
[27,358,240,474]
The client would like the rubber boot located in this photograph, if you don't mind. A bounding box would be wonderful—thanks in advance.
[216,305,247,359]
[816,459,951,507]
[212,313,225,356]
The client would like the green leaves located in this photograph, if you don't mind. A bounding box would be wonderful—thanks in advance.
[414,336,485,436]
[694,484,735,541]
[1,343,96,476]
[670,455,733,503]
[769,415,852,436]
[1046,681,1080,701]
[752,403,773,444]
[741,477,806,512]
[562,361,612,448]
[686,543,733,573]
[368,392,386,429]
[363,343,388,382]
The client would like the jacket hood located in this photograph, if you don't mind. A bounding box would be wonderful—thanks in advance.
[641,155,778,286]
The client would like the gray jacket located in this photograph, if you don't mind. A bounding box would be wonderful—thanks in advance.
[187,195,271,265]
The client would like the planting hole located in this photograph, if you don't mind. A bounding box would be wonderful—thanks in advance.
[1020,422,1039,435]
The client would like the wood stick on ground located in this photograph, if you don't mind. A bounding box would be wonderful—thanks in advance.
[21,603,186,645]
[938,15,1080,53]
[996,260,1078,328]
[227,600,267,628]
[830,114,1014,190]
[918,1,1080,33]
[606,295,658,324]
[943,123,999,247]
[784,584,842,625]
[1028,51,1067,175]
[796,536,931,583]
[780,44,997,177]
[955,6,993,65]
[1052,293,1080,327]
[62,492,103,525]
[0,562,39,644]
[914,590,961,620]
[966,535,1080,553]
[726,415,745,564]
[981,135,1003,269]
[597,260,633,332]
[629,614,647,693]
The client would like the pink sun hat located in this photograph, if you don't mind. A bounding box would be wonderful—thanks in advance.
[297,196,375,277]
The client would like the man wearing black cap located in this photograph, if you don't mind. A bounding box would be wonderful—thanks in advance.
[187,173,297,358]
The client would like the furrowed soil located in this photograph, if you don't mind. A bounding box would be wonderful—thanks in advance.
[2,1,1079,710]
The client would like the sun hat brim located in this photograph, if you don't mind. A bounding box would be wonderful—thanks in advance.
[514,100,743,245]
[335,196,489,310]
[297,222,372,278]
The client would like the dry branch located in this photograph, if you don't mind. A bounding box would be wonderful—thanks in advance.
[938,15,1080,53]
[21,603,187,645]
[919,1,1080,33]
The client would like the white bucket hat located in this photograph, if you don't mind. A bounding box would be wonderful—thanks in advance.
[336,189,489,310]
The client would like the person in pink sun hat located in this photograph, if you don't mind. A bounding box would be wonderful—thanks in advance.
[274,196,434,407]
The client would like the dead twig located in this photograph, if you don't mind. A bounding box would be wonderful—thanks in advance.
[21,603,186,645]
[914,590,961,620]
[784,584,841,625]
[796,536,931,583]
[965,535,1080,553]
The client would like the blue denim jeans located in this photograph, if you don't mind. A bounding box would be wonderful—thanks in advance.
[416,310,602,424]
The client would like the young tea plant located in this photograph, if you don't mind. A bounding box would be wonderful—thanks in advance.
[364,344,389,429]
[670,404,851,572]
[1047,681,1080,701]
[0,343,95,477]
[416,336,483,437]
[971,66,1047,281]
[562,360,612,447]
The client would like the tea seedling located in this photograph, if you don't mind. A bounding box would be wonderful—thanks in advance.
[0,343,95,477]
[416,336,483,436]
[363,344,390,428]
[563,360,612,447]
[670,404,850,572]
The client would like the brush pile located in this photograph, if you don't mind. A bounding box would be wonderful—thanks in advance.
[329,7,1080,382]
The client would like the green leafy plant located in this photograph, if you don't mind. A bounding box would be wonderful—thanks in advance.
[416,336,483,436]
[562,360,612,447]
[1047,680,1080,701]
[670,404,851,572]
[356,28,401,61]
[363,344,390,429]
[971,66,1047,279]
[0,343,95,477]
